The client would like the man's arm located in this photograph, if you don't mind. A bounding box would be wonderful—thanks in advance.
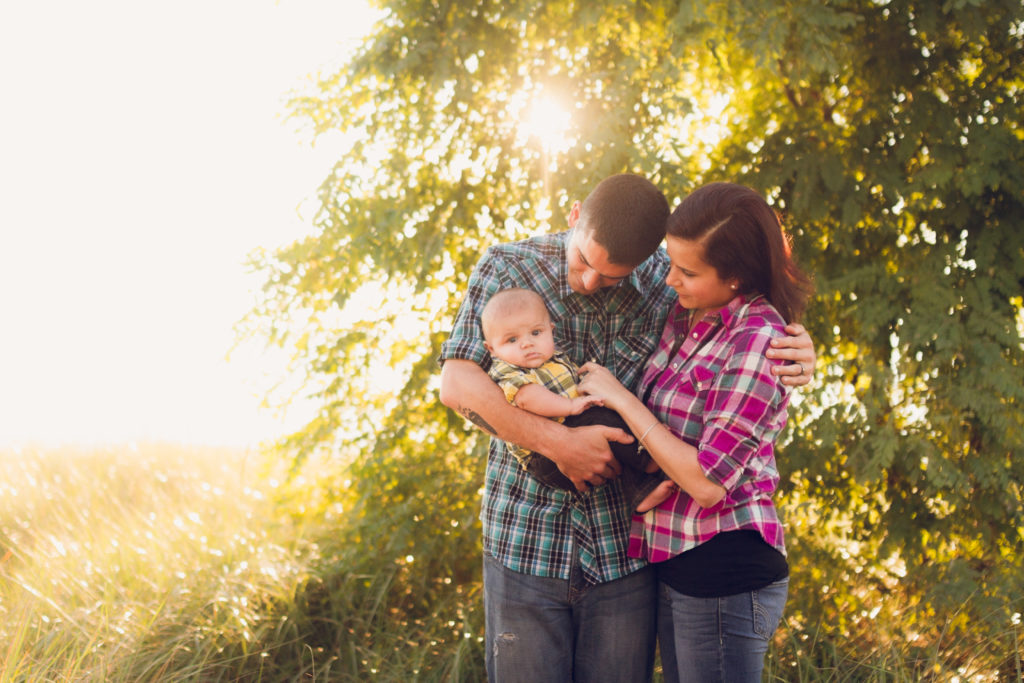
[439,359,624,490]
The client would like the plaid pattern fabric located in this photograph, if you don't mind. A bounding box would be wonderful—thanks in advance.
[629,295,791,563]
[488,351,581,468]
[441,231,674,584]
[489,350,581,405]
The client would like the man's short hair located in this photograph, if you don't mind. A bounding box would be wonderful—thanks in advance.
[577,174,669,266]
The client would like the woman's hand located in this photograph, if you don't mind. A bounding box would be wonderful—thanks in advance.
[578,362,633,411]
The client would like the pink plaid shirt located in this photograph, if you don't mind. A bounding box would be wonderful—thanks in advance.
[629,294,791,563]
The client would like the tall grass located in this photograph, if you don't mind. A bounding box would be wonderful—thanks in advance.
[0,443,486,682]
[766,608,1024,682]
[0,443,320,681]
[1,443,1018,681]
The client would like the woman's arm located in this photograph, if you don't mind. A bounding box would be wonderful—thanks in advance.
[578,363,726,508]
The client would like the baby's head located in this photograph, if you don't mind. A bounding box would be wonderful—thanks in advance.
[481,288,557,369]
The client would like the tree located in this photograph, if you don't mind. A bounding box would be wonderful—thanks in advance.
[246,0,1024,673]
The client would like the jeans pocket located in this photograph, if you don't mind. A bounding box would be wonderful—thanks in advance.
[751,578,789,639]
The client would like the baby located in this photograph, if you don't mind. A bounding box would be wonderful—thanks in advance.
[481,288,674,511]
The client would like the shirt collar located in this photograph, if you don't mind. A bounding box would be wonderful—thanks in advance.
[626,250,664,298]
[719,293,765,328]
[556,231,576,300]
[671,293,765,330]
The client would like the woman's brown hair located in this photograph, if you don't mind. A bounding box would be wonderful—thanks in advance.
[666,182,813,323]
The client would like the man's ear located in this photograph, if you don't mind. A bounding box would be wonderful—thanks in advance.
[567,200,581,229]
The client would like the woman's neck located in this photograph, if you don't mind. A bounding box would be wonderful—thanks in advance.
[689,308,710,325]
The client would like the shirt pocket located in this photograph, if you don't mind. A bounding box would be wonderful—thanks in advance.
[613,314,663,360]
[672,364,715,424]
[690,364,716,394]
[613,333,659,387]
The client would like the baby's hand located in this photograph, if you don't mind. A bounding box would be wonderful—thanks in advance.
[569,395,603,415]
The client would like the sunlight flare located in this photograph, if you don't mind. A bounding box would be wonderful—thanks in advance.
[515,93,574,154]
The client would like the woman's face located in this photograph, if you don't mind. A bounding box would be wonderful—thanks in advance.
[664,235,738,315]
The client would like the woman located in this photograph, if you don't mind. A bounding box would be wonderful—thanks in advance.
[579,182,812,682]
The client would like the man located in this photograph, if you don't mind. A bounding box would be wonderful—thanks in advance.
[439,174,815,682]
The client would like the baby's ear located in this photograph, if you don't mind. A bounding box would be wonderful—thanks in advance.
[483,341,494,353]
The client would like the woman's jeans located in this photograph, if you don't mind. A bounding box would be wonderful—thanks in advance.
[657,578,788,683]
[483,552,657,682]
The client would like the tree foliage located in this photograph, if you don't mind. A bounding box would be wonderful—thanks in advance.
[246,0,1024,673]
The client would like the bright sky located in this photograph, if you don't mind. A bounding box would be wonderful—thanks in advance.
[0,0,382,448]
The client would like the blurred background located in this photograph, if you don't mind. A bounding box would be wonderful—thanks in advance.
[0,1,1021,680]
[0,0,380,447]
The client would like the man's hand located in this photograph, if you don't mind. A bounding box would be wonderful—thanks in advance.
[767,322,817,387]
[553,425,628,492]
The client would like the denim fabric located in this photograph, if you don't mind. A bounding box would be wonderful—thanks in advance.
[657,578,788,683]
[483,552,657,682]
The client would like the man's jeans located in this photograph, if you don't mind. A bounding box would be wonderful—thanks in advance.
[657,578,789,683]
[483,552,657,682]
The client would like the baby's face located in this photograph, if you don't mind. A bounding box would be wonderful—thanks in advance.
[484,306,556,369]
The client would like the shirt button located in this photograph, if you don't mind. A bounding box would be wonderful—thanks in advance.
[692,332,698,338]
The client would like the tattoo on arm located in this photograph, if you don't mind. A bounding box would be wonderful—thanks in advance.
[459,407,497,436]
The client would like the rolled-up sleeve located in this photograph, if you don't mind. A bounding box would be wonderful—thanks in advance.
[697,327,787,493]
[439,249,507,368]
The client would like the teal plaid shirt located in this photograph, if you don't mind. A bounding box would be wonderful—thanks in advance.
[440,231,675,584]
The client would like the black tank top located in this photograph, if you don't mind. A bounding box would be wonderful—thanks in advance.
[657,529,789,597]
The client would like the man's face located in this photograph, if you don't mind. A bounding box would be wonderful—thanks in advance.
[566,225,635,295]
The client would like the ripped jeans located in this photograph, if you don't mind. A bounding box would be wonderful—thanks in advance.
[482,552,657,682]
